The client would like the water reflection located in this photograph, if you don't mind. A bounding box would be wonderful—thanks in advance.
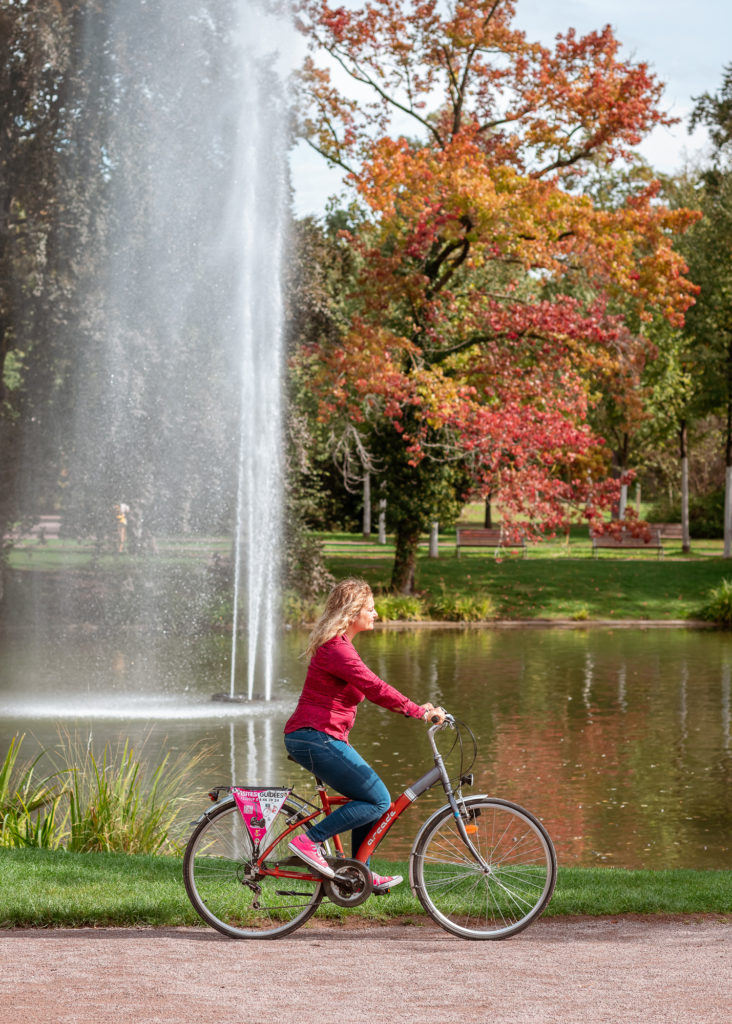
[0,626,729,869]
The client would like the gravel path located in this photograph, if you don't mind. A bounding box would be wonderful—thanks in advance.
[1,917,729,1024]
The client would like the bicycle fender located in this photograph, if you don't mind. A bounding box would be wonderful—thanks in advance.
[189,795,236,828]
[407,794,491,893]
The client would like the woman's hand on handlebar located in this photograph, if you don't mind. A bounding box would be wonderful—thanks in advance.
[419,702,447,725]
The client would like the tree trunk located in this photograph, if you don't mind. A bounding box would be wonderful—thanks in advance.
[618,483,627,519]
[725,466,732,559]
[362,471,371,538]
[679,420,690,554]
[429,521,439,558]
[613,433,629,519]
[391,527,420,593]
[726,399,732,559]
[378,490,386,544]
[483,495,492,528]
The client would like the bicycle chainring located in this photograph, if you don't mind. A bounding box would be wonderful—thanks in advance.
[322,858,373,908]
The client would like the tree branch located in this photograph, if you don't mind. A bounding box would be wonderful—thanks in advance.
[426,237,471,297]
[303,135,356,177]
[325,44,446,150]
[425,323,561,365]
[531,144,597,178]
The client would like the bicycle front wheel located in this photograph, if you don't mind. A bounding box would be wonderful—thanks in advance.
[183,800,324,939]
[410,796,556,940]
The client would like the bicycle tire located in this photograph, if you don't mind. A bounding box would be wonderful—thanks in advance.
[183,799,324,939]
[410,796,557,940]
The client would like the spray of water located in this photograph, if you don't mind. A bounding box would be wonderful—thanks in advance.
[63,0,292,701]
[227,29,289,701]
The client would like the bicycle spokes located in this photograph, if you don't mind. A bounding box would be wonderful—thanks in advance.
[411,797,557,940]
[183,800,324,939]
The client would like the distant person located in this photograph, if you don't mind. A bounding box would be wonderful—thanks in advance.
[126,503,158,555]
[283,577,445,891]
[114,503,129,553]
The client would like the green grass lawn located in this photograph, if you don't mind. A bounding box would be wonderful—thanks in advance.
[0,849,729,928]
[8,525,732,623]
[323,547,731,621]
[7,535,229,572]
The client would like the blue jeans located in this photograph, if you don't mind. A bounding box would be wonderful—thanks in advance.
[284,728,391,859]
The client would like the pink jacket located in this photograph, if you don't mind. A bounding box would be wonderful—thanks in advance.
[284,634,423,743]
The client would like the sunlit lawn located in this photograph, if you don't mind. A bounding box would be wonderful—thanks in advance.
[7,536,229,572]
[1,849,729,927]
[7,522,732,621]
[320,521,731,620]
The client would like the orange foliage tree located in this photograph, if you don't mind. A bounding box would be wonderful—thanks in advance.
[293,0,697,591]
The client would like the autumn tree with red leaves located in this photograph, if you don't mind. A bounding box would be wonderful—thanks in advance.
[293,0,697,592]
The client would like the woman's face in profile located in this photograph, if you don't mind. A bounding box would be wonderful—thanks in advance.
[349,593,378,636]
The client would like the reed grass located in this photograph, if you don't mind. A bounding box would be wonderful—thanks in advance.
[0,735,65,850]
[0,733,211,855]
[60,734,210,854]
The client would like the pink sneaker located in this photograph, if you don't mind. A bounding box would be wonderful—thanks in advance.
[288,833,335,878]
[371,872,403,893]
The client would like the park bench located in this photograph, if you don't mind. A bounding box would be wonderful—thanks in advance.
[655,523,685,543]
[456,527,527,559]
[6,514,61,544]
[590,526,663,559]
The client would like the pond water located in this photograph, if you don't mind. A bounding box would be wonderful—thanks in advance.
[1,625,729,869]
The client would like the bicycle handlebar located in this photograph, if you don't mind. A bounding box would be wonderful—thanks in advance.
[427,709,454,727]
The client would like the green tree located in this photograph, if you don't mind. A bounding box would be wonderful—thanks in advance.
[0,1,109,593]
[682,67,732,553]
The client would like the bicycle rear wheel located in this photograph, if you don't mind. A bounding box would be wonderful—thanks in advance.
[183,799,324,938]
[410,796,556,939]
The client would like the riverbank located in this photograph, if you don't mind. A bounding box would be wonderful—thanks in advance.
[1,849,730,928]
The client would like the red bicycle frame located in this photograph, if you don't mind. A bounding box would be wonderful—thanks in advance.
[256,761,446,882]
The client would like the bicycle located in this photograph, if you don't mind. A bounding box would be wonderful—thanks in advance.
[183,713,557,940]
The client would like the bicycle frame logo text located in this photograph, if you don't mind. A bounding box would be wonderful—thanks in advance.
[366,808,397,846]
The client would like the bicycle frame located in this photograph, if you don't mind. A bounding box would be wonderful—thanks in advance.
[255,720,489,881]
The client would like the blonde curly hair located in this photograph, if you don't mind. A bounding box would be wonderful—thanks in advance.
[305,577,373,660]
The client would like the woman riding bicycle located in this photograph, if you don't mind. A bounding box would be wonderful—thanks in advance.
[283,577,445,891]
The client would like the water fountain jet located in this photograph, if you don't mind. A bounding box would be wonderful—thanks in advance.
[57,0,292,705]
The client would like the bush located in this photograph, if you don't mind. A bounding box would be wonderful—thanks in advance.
[374,594,426,621]
[700,578,732,628]
[282,589,326,626]
[651,488,724,539]
[427,585,495,622]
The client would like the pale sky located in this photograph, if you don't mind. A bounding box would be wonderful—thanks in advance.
[290,0,731,216]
